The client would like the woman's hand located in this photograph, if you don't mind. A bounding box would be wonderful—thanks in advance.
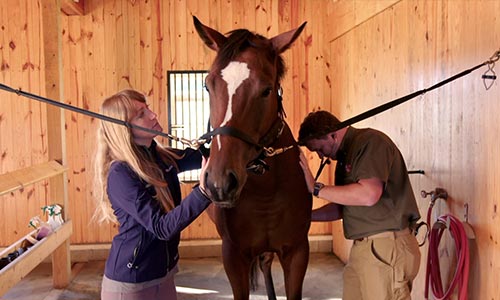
[298,149,315,194]
[199,157,210,198]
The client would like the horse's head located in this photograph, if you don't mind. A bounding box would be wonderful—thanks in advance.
[194,16,306,207]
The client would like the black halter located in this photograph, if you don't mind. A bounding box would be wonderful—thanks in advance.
[199,88,289,175]
[199,116,286,175]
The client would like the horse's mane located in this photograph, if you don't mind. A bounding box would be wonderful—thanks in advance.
[214,29,287,84]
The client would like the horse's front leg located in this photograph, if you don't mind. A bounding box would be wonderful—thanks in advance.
[279,238,310,300]
[259,252,277,300]
[222,240,252,300]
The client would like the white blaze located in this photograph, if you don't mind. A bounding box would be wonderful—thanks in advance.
[217,61,250,150]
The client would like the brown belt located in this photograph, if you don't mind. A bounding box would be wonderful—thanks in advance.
[355,227,411,242]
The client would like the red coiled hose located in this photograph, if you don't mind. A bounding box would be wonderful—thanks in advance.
[424,211,470,300]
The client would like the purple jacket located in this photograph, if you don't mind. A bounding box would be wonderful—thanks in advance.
[104,143,211,283]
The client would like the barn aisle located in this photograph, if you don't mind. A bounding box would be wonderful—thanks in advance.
[2,253,343,300]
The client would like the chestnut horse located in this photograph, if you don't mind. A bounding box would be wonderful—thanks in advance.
[194,17,311,300]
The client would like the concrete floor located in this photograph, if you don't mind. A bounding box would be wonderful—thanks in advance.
[2,253,344,300]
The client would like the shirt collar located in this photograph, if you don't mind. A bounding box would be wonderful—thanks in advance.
[336,127,356,162]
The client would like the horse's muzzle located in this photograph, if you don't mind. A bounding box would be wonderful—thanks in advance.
[205,169,243,208]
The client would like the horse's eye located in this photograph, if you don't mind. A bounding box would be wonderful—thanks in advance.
[261,88,272,98]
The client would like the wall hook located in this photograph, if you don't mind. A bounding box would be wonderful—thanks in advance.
[463,203,475,239]
[421,187,448,202]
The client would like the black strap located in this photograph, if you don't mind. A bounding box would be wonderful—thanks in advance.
[330,61,487,132]
[0,83,171,139]
[0,57,492,153]
[311,61,488,180]
[314,157,331,181]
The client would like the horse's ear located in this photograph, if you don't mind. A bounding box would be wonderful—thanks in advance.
[193,16,227,51]
[271,22,307,54]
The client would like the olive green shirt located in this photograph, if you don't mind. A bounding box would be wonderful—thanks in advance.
[336,127,420,240]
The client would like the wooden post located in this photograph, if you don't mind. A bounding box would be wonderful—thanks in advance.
[41,0,71,289]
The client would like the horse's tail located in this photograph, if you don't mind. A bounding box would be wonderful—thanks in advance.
[250,252,277,300]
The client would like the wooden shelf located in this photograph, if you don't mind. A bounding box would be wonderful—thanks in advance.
[0,221,73,295]
[0,160,67,197]
[0,160,72,296]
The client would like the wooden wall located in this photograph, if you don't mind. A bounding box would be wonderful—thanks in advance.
[0,0,333,244]
[0,0,54,249]
[1,0,500,298]
[326,1,500,299]
[56,0,334,244]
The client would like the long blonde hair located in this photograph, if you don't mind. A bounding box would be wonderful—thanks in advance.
[92,89,179,224]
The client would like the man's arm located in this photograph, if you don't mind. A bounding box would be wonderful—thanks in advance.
[312,203,343,222]
[317,178,383,206]
[298,148,383,207]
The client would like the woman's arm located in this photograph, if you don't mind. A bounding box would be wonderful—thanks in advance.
[108,162,211,241]
[175,148,203,172]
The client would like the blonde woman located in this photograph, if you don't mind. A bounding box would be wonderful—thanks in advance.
[93,89,211,300]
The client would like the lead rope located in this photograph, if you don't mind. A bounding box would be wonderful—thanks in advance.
[0,83,208,150]
[312,49,499,180]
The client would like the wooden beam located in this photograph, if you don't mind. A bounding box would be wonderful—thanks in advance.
[61,0,84,16]
[41,0,72,289]
[0,161,67,196]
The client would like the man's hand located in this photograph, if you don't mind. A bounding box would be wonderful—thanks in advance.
[298,149,315,194]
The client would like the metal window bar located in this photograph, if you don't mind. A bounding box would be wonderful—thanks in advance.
[167,70,209,182]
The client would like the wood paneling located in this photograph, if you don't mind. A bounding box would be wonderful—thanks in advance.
[328,1,500,298]
[0,0,52,257]
[1,0,500,298]
[56,0,331,244]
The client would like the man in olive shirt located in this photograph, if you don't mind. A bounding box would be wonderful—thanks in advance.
[297,110,421,300]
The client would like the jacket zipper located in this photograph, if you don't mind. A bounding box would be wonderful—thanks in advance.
[127,231,144,269]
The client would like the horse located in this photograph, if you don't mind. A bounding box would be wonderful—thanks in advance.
[193,17,312,300]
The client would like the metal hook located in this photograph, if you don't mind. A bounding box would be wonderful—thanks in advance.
[482,63,496,90]
[462,202,476,239]
[264,145,293,157]
[488,49,500,64]
[483,49,500,90]
[464,203,469,223]
[420,187,448,202]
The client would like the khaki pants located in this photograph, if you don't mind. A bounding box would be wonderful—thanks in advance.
[343,230,421,300]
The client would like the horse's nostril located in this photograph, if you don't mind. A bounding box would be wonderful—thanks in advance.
[204,169,239,202]
[225,171,238,194]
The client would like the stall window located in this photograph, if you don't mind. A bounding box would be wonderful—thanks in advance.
[167,70,209,181]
